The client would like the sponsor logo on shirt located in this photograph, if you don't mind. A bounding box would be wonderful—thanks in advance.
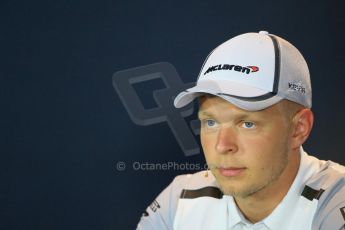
[149,200,161,212]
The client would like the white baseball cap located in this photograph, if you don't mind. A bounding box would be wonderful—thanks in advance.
[174,31,312,111]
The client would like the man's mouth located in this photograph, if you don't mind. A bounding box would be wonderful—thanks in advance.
[218,167,246,177]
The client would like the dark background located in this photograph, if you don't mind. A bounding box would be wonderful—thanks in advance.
[1,0,345,229]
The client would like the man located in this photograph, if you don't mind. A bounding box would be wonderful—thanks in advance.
[137,31,345,229]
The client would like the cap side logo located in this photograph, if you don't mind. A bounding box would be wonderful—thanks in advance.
[204,64,259,75]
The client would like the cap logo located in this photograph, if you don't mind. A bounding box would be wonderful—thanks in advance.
[203,64,259,76]
[288,82,306,94]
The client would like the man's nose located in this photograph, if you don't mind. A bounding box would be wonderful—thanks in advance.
[215,127,238,154]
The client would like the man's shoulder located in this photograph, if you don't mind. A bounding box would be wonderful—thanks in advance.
[304,157,345,206]
[305,158,345,229]
[136,171,220,229]
[305,159,345,195]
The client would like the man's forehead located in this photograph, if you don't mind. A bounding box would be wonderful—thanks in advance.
[198,97,254,118]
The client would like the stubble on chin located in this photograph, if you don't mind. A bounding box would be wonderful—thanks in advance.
[214,155,288,199]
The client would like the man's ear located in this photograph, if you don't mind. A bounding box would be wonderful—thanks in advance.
[291,109,314,149]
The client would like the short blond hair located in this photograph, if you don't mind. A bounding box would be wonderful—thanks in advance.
[276,99,305,122]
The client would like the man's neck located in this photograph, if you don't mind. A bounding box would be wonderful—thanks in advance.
[234,151,301,223]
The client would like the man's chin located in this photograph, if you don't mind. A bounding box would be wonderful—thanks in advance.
[216,180,247,197]
[215,178,257,198]
[220,186,247,197]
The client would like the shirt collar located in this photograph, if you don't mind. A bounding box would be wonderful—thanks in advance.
[226,195,248,229]
[227,195,269,229]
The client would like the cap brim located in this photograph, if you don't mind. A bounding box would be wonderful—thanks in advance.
[174,85,283,111]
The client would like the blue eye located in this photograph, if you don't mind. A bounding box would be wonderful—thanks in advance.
[242,121,254,129]
[200,119,218,128]
[207,119,216,127]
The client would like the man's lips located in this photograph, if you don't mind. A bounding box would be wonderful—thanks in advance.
[218,167,246,177]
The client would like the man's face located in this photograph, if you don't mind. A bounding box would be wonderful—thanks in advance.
[198,96,294,198]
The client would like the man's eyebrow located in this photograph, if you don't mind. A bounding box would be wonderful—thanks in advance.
[197,110,213,117]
